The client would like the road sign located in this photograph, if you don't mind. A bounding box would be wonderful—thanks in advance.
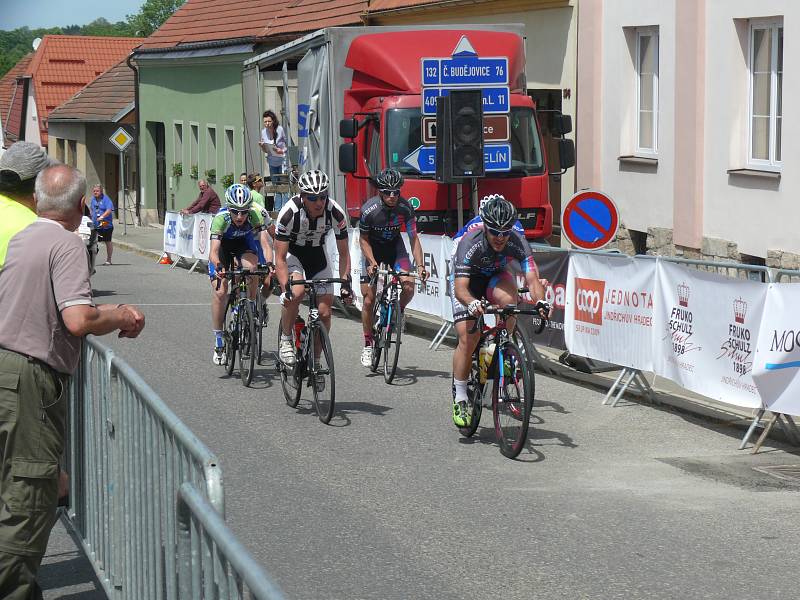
[561,190,620,250]
[408,196,421,210]
[422,115,508,145]
[422,87,510,115]
[109,127,133,152]
[404,144,512,174]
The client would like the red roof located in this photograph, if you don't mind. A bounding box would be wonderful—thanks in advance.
[367,0,448,11]
[18,35,144,145]
[267,0,367,36]
[0,53,34,147]
[48,60,136,122]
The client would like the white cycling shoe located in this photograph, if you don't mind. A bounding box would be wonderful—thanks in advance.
[279,339,296,365]
[212,346,225,366]
[360,345,373,368]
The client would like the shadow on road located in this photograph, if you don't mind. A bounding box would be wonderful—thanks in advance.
[376,365,451,386]
[290,399,394,428]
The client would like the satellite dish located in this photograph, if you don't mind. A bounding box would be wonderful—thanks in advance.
[32,38,42,51]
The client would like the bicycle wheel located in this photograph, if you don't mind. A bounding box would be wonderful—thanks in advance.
[458,357,484,438]
[224,302,237,376]
[309,324,336,424]
[239,301,257,387]
[383,298,402,384]
[370,298,383,372]
[492,340,533,459]
[278,317,302,407]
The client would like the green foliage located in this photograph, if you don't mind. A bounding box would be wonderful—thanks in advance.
[204,168,216,184]
[221,173,234,188]
[172,162,183,177]
[125,0,185,37]
[190,164,198,179]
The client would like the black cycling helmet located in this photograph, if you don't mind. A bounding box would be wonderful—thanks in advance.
[480,194,516,230]
[374,168,404,192]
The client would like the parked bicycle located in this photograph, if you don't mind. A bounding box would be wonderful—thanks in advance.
[277,276,349,424]
[217,267,272,386]
[369,266,419,383]
[458,297,548,459]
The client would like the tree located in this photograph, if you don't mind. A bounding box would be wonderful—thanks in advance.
[126,0,185,37]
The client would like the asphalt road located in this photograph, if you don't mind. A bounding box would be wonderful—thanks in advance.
[91,249,800,600]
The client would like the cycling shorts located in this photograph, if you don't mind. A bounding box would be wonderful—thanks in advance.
[359,238,412,284]
[285,245,334,296]
[208,237,259,280]
[449,269,516,323]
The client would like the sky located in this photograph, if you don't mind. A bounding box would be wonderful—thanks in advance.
[2,0,145,30]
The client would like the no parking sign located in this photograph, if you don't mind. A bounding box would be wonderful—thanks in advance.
[561,190,619,250]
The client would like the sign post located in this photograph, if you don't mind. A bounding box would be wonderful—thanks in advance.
[561,189,620,250]
[109,127,134,235]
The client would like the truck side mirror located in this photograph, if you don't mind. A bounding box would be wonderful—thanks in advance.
[557,139,575,171]
[553,114,573,136]
[339,118,359,139]
[339,143,357,173]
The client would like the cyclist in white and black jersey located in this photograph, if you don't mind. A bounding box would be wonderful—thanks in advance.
[274,169,353,365]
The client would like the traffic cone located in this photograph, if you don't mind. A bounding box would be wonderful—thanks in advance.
[158,252,173,265]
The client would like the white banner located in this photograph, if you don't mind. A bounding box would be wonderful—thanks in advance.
[654,261,766,408]
[163,211,180,254]
[752,284,800,416]
[405,233,446,318]
[192,213,213,260]
[564,254,656,371]
[175,214,194,258]
[440,236,455,322]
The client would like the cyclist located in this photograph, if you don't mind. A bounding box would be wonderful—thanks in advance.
[275,169,353,365]
[209,184,274,365]
[449,194,549,427]
[451,194,525,251]
[358,168,427,368]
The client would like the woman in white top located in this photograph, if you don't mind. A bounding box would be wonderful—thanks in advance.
[260,110,289,211]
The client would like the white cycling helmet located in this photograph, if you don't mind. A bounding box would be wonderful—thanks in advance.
[225,184,252,210]
[297,169,329,195]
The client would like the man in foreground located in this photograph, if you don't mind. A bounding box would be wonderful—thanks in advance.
[0,165,145,599]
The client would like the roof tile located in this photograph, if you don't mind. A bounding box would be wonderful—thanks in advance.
[0,53,34,146]
[48,60,136,122]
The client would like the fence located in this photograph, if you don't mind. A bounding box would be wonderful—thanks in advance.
[63,336,283,599]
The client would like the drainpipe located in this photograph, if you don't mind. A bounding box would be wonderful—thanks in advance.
[126,51,141,223]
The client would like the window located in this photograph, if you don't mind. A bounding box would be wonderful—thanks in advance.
[173,122,183,166]
[749,19,783,168]
[206,125,217,174]
[636,28,659,154]
[190,123,199,174]
[67,140,77,167]
[55,138,65,163]
[224,127,235,176]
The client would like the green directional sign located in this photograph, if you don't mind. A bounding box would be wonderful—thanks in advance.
[408,196,421,210]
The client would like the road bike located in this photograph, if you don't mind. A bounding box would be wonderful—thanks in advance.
[458,298,548,459]
[277,276,349,424]
[253,264,278,366]
[217,267,271,386]
[368,266,420,384]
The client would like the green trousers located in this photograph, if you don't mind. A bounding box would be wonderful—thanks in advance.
[0,349,67,600]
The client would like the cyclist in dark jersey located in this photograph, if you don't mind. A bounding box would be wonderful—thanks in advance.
[208,184,274,365]
[449,194,549,427]
[358,168,427,368]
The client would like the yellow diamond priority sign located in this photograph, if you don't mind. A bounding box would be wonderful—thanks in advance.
[109,127,133,152]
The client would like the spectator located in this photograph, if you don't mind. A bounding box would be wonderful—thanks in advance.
[259,110,288,210]
[0,164,145,598]
[90,184,115,265]
[181,179,220,215]
[247,173,266,208]
[0,142,55,269]
[239,172,248,185]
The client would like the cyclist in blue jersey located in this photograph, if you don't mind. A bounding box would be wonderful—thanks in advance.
[449,194,549,427]
[451,194,525,253]
[208,184,274,364]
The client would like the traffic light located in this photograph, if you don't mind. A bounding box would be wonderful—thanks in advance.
[435,89,485,182]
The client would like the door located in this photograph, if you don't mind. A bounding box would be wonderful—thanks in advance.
[104,153,119,217]
[155,122,167,222]
[529,89,562,243]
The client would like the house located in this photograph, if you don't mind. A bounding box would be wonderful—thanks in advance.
[0,52,34,149]
[577,0,795,265]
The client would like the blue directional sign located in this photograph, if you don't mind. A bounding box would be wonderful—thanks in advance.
[403,144,512,174]
[422,59,440,86]
[422,87,510,116]
[440,56,508,86]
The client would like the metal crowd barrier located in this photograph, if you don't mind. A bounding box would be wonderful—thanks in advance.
[177,483,285,599]
[64,336,274,599]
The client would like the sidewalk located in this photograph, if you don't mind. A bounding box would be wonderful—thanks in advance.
[40,516,105,598]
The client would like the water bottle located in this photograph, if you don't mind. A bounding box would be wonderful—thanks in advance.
[294,315,305,350]
[478,343,496,383]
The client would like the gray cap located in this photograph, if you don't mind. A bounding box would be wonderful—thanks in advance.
[0,141,58,182]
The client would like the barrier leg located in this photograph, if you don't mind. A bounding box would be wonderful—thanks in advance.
[188,259,200,274]
[776,413,800,446]
[739,409,765,450]
[634,371,655,404]
[429,322,453,351]
[603,370,627,405]
[170,256,182,269]
[611,369,637,408]
[752,412,779,454]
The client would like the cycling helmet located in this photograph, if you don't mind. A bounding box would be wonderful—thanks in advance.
[374,168,404,191]
[480,194,516,230]
[225,184,252,210]
[297,169,329,195]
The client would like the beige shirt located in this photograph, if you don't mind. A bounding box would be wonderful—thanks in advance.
[0,218,93,374]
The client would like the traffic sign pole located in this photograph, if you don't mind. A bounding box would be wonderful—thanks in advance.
[109,127,134,235]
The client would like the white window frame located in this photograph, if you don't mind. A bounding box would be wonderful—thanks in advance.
[748,18,783,170]
[635,27,659,155]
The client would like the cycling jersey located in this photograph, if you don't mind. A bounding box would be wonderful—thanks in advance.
[451,215,524,255]
[275,195,348,248]
[358,195,418,245]
[210,207,266,241]
[452,227,537,279]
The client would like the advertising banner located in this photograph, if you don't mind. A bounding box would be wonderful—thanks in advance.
[565,254,657,371]
[654,261,766,409]
[405,233,446,318]
[174,214,194,258]
[516,250,570,351]
[752,284,800,416]
[192,213,212,260]
[163,212,180,254]
[440,236,455,322]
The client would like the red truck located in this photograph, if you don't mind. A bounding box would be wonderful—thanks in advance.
[246,26,574,239]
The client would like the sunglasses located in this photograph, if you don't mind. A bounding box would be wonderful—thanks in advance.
[379,189,400,197]
[230,209,249,216]
[486,226,512,238]
[304,193,328,202]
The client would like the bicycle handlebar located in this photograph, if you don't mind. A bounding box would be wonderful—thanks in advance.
[288,276,351,288]
[468,300,549,334]
[375,268,421,279]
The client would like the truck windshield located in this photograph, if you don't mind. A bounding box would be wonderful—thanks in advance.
[385,107,545,176]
